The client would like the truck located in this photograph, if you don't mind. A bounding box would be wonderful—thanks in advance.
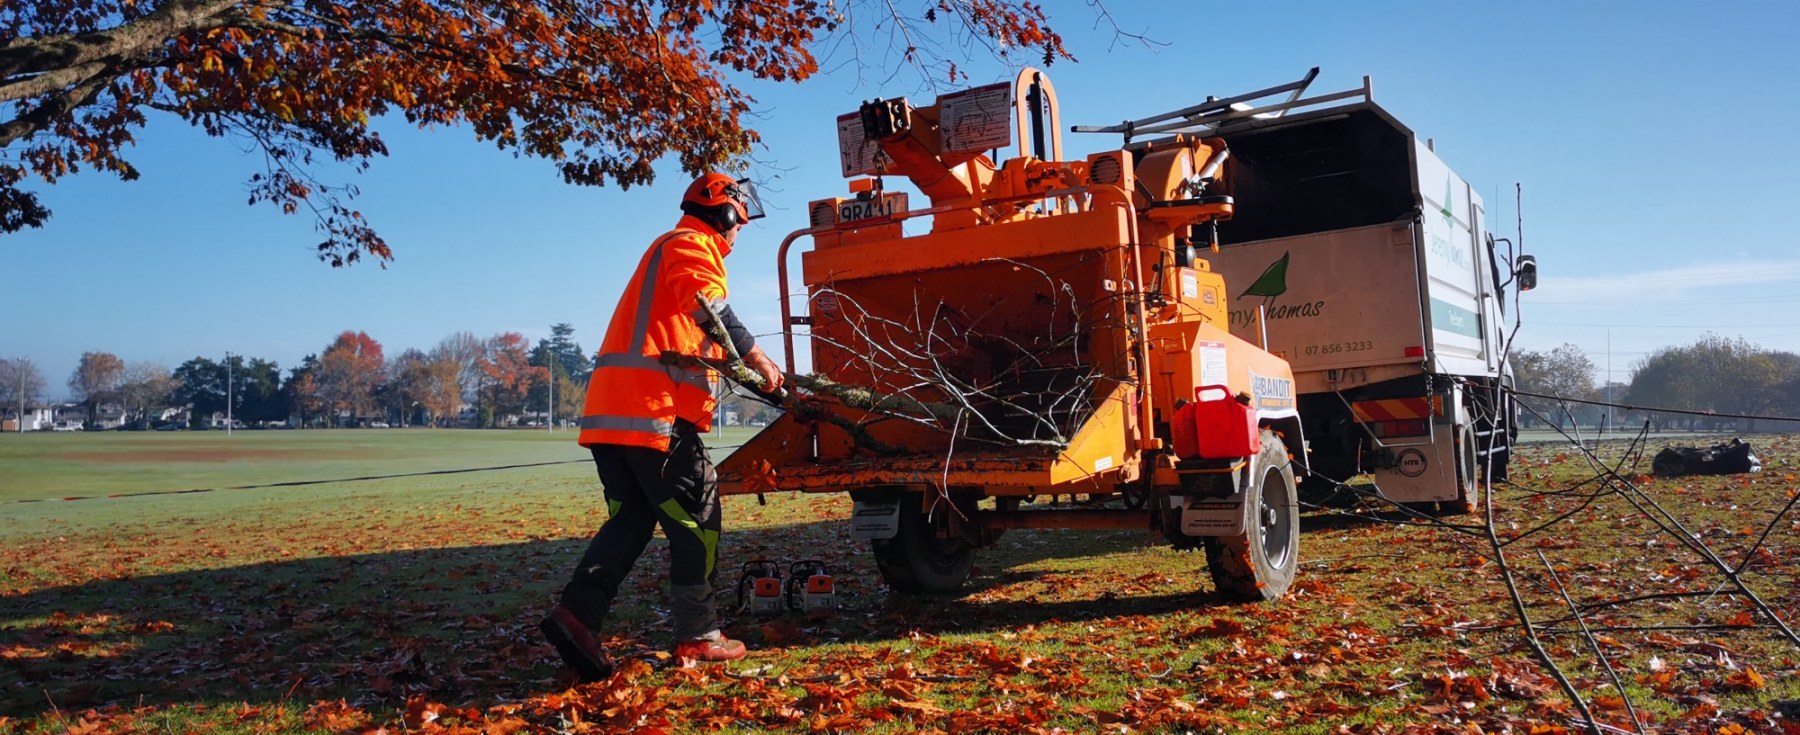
[1120,69,1538,509]
[714,69,1310,601]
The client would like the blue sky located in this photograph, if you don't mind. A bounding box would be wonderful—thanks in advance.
[4,0,1798,397]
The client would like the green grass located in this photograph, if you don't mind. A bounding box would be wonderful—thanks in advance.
[1,430,1795,734]
[0,428,599,503]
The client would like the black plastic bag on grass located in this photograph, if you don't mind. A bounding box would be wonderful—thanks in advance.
[1651,438,1763,477]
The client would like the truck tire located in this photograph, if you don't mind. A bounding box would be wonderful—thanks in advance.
[872,494,974,595]
[1437,423,1479,516]
[1205,430,1299,601]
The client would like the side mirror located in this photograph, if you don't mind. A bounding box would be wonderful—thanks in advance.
[1515,255,1538,292]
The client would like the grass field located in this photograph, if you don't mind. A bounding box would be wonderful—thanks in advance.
[0,429,602,504]
[1,429,1796,734]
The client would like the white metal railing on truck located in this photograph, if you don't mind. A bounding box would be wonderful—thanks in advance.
[1069,68,1377,143]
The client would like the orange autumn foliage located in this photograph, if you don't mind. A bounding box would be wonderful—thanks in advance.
[0,1,1072,265]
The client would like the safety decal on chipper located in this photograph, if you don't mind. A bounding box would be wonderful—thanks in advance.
[836,113,882,177]
[1175,493,1247,536]
[1350,396,1441,423]
[1199,341,1228,386]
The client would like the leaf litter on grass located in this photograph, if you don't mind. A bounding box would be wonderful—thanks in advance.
[1,434,1797,734]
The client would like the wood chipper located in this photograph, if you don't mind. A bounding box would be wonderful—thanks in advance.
[716,69,1308,601]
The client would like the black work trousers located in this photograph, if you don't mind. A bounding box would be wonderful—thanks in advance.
[559,420,722,642]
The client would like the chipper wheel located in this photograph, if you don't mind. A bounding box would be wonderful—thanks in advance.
[872,493,974,595]
[1204,429,1300,602]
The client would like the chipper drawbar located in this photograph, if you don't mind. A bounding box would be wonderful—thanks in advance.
[717,69,1309,601]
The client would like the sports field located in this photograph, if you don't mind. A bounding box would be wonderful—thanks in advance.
[1,429,1795,734]
[0,428,601,504]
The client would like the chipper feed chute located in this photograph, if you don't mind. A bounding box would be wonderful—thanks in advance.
[717,69,1309,601]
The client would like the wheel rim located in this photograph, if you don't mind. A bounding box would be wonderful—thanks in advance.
[1258,464,1293,570]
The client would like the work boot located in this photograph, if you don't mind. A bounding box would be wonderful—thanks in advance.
[673,630,747,664]
[539,605,613,681]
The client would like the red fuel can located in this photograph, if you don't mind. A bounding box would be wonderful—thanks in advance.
[1189,385,1260,459]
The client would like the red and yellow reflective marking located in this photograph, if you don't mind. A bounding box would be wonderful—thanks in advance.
[1351,396,1442,423]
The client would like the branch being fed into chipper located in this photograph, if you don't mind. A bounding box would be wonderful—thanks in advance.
[676,295,908,455]
[661,349,907,456]
[686,294,960,421]
[678,294,1069,452]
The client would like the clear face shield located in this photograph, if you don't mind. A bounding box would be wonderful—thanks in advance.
[731,178,766,221]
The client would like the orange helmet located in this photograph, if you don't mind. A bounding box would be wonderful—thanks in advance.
[682,173,765,225]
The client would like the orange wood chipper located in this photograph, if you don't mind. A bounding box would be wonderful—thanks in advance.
[718,69,1309,601]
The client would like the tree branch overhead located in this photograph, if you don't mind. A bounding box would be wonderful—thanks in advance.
[0,0,1086,264]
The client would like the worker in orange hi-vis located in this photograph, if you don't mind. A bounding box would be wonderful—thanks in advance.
[540,172,783,681]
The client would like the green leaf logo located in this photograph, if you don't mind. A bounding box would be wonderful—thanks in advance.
[1240,251,1290,301]
[1441,178,1456,228]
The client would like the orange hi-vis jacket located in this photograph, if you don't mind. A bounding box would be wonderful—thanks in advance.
[579,216,733,451]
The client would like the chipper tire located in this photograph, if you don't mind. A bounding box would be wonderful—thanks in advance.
[872,495,974,595]
[1204,430,1299,602]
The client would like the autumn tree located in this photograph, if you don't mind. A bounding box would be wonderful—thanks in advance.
[385,348,420,426]
[67,351,125,429]
[385,347,451,426]
[1510,343,1596,429]
[523,364,584,428]
[435,331,484,420]
[283,354,324,427]
[1512,343,1596,400]
[317,330,383,425]
[0,356,48,430]
[477,331,545,427]
[117,361,178,427]
[2,0,1075,265]
[421,350,462,427]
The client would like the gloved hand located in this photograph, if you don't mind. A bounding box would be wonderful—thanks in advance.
[743,346,785,395]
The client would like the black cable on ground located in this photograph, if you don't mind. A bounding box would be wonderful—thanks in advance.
[7,444,748,505]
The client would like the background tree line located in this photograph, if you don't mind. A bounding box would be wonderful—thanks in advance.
[0,323,600,430]
[1511,334,1800,431]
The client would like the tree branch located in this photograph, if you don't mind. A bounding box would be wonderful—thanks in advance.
[0,66,113,147]
[0,0,241,85]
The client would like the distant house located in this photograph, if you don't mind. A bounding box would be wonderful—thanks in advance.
[93,403,129,430]
[1,405,55,432]
[49,402,130,430]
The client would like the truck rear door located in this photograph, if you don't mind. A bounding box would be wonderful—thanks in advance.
[1210,224,1427,395]
[1413,142,1494,377]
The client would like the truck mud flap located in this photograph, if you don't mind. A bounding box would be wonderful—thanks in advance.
[850,499,902,540]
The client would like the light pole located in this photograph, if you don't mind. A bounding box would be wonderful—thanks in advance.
[547,367,554,433]
[225,351,233,437]
[1605,330,1612,434]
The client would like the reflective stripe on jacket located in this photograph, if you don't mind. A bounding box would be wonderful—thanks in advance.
[579,216,732,450]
